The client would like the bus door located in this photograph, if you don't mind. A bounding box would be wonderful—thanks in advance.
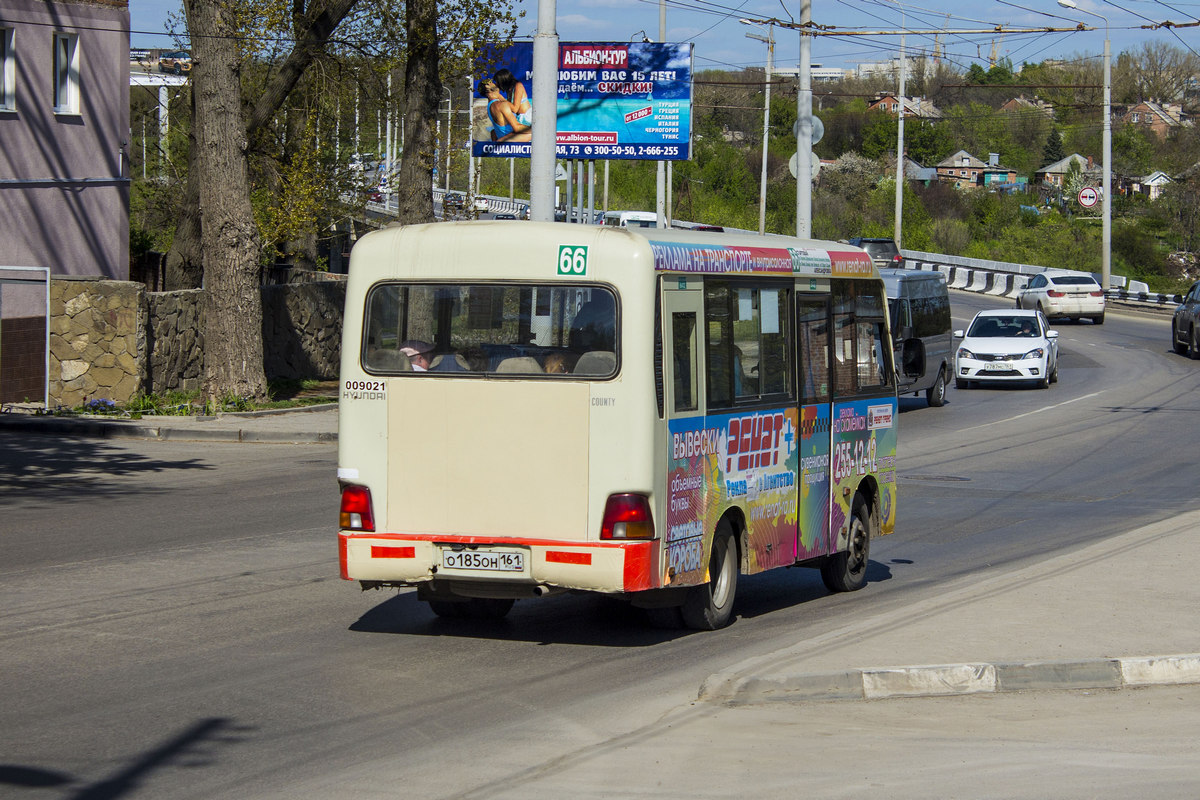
[661,278,709,587]
[795,290,834,558]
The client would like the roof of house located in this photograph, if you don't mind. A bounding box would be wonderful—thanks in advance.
[936,150,988,170]
[1037,153,1089,174]
[868,95,944,119]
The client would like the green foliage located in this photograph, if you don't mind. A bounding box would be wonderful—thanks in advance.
[1112,124,1155,177]
[1042,129,1065,166]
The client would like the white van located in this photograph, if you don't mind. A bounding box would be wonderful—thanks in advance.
[601,210,657,229]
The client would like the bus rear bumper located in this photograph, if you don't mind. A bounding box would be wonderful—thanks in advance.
[339,531,660,594]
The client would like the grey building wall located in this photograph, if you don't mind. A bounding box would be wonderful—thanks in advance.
[0,0,131,320]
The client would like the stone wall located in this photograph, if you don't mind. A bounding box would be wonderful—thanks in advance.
[49,278,145,408]
[40,277,346,408]
[262,281,344,381]
[146,290,204,394]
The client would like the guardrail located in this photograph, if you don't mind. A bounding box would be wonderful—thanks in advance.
[900,250,1182,311]
[365,189,529,218]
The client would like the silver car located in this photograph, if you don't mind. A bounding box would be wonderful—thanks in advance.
[1172,280,1200,358]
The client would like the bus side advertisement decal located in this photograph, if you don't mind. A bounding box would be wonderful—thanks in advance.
[830,398,898,538]
[667,408,801,583]
[798,404,832,559]
[650,243,873,277]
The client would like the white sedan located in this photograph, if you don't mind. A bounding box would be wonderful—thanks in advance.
[954,309,1059,390]
[1015,272,1106,324]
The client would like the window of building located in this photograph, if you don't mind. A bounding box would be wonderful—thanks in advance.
[52,32,79,113]
[0,28,13,111]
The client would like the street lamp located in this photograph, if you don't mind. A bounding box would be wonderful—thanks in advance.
[741,19,774,235]
[1057,0,1111,293]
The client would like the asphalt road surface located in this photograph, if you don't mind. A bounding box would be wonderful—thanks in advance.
[2,294,1198,798]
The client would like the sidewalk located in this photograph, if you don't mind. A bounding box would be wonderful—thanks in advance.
[0,402,338,443]
[701,508,1200,703]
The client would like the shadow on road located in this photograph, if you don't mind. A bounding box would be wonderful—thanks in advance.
[0,432,213,502]
[349,561,893,643]
[0,717,251,799]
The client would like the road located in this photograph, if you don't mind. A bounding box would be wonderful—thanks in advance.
[2,295,1199,798]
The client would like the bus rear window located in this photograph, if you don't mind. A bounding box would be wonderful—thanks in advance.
[362,283,618,377]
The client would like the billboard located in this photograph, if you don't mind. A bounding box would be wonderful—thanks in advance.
[471,42,693,160]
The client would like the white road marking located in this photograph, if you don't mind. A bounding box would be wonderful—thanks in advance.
[959,390,1108,432]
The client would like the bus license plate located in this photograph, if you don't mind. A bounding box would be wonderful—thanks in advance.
[985,362,1013,371]
[442,549,525,572]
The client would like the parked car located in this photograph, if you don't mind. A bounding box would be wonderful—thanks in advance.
[881,268,953,407]
[158,50,191,75]
[1015,272,1105,324]
[848,237,902,269]
[954,309,1058,390]
[1171,279,1200,357]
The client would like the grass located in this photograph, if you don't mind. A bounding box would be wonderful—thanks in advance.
[67,379,338,418]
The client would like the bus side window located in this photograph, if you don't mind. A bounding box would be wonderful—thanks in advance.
[797,299,830,404]
[672,312,697,412]
[831,279,893,396]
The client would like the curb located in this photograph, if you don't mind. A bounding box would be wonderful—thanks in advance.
[0,414,336,443]
[701,654,1200,704]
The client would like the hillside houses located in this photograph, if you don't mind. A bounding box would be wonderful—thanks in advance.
[1119,101,1189,139]
[867,93,943,120]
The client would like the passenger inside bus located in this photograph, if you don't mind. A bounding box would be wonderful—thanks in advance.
[569,293,616,353]
[399,340,435,371]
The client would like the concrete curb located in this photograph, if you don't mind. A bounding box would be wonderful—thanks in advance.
[0,414,336,443]
[702,654,1200,704]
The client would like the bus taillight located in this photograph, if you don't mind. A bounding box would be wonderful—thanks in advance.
[600,493,655,540]
[340,485,375,531]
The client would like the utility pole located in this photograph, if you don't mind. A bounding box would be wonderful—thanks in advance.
[530,0,559,221]
[741,19,774,234]
[1057,0,1110,292]
[656,0,667,228]
[893,6,906,249]
[796,0,812,238]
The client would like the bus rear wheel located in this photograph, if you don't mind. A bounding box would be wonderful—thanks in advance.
[821,493,871,593]
[680,522,738,630]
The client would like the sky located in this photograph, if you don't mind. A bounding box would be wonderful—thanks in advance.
[129,0,1199,75]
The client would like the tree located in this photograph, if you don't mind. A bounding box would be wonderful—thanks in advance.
[394,0,441,224]
[166,0,360,292]
[1042,129,1065,167]
[170,0,517,403]
[1115,43,1200,105]
[183,0,268,404]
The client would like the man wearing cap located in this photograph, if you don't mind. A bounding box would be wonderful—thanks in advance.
[400,340,435,371]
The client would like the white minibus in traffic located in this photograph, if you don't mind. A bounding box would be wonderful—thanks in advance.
[337,221,898,629]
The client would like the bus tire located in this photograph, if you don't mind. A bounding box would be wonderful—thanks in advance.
[428,599,467,618]
[644,606,684,629]
[821,493,871,593]
[681,521,738,630]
